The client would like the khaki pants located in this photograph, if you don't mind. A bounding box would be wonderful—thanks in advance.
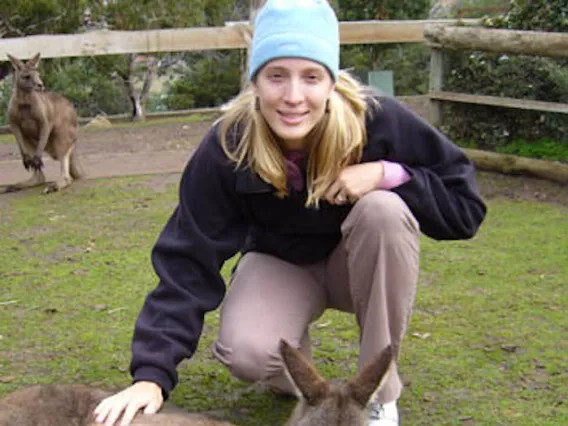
[211,191,420,403]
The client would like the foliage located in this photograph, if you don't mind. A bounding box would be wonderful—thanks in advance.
[41,57,130,117]
[442,1,568,155]
[334,0,430,20]
[431,0,509,19]
[334,0,431,95]
[483,0,568,32]
[165,51,242,110]
[0,0,86,37]
[0,80,12,126]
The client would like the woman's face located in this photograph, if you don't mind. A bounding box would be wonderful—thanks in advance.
[253,58,335,150]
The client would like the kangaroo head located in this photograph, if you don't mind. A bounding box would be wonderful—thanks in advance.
[7,53,45,92]
[280,340,394,426]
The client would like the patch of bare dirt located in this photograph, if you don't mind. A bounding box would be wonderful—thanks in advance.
[0,120,213,162]
[477,171,568,206]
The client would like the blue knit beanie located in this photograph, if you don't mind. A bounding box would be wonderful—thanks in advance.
[248,0,340,81]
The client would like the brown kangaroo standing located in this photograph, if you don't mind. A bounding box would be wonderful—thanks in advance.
[2,53,83,194]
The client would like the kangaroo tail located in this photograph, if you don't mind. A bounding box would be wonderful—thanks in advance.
[69,146,85,180]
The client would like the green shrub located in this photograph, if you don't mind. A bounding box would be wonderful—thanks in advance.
[0,80,12,126]
[165,51,241,110]
[41,58,130,118]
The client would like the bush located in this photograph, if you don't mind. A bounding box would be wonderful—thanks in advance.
[0,80,12,126]
[41,58,130,118]
[165,51,241,110]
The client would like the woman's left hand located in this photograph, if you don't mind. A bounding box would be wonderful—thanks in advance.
[325,161,384,205]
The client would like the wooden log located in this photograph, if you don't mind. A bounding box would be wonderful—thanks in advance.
[424,24,568,58]
[464,148,568,184]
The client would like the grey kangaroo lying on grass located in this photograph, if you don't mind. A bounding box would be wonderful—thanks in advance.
[0,341,393,426]
[0,384,233,426]
[1,52,83,194]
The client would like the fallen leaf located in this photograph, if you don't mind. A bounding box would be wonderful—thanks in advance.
[0,377,15,383]
[411,332,431,340]
[316,321,331,329]
[501,344,521,353]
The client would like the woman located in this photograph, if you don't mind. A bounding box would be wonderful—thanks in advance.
[94,1,486,425]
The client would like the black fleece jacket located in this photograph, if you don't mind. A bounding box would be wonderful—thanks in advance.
[129,96,487,397]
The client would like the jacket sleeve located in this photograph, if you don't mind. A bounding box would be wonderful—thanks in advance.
[369,97,487,240]
[130,128,247,398]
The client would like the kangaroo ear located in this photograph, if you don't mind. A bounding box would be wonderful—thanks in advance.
[346,345,394,408]
[279,339,329,405]
[28,53,41,68]
[7,54,24,70]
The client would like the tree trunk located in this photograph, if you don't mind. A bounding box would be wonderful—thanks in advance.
[120,54,142,121]
[121,53,159,122]
[464,148,568,184]
[139,57,159,115]
[424,24,568,58]
[130,95,144,122]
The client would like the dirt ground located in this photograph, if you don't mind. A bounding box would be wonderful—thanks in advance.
[1,96,566,206]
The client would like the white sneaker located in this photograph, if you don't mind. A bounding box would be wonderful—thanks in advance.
[368,400,399,425]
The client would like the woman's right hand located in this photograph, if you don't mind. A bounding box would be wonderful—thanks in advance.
[93,381,164,426]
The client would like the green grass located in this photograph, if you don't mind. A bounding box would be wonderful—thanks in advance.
[1,174,566,425]
[458,137,568,163]
[494,138,568,163]
[0,133,14,143]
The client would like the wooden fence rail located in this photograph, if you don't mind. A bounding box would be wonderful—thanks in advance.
[424,25,568,58]
[0,19,477,61]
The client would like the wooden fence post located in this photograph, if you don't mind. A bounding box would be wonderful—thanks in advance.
[428,48,444,126]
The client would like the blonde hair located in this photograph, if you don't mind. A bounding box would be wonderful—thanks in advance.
[218,71,376,208]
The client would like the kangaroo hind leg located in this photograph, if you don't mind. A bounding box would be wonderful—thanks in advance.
[43,146,74,194]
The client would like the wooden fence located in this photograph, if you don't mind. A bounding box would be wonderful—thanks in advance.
[425,24,568,183]
[0,19,477,61]
[425,24,568,126]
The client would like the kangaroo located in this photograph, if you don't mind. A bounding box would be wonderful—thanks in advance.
[0,342,393,425]
[279,340,394,426]
[2,53,83,194]
[0,384,234,426]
